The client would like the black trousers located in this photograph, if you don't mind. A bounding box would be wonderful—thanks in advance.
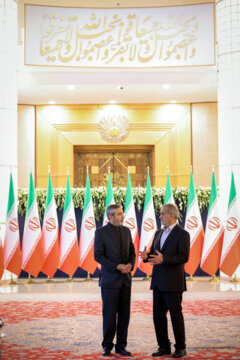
[153,289,186,350]
[101,286,131,350]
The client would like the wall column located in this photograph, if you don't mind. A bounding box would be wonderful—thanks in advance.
[0,0,18,279]
[216,0,240,278]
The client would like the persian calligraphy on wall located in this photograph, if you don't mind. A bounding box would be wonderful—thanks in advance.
[25,4,215,68]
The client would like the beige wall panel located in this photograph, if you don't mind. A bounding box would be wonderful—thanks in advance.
[55,130,73,187]
[154,132,171,187]
[36,112,52,187]
[36,108,73,188]
[192,102,218,186]
[18,105,35,187]
[173,109,191,187]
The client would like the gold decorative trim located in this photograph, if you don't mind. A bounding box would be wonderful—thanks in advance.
[52,123,175,132]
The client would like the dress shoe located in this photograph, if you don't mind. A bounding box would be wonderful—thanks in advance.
[115,347,132,356]
[152,348,171,357]
[172,349,186,358]
[102,348,111,356]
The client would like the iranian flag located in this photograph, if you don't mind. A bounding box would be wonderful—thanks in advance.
[200,171,224,276]
[41,171,60,277]
[79,170,98,274]
[184,171,204,276]
[220,172,240,277]
[103,169,115,226]
[22,172,45,277]
[138,171,157,275]
[4,173,21,276]
[0,228,4,280]
[59,174,79,277]
[164,170,175,205]
[123,171,139,275]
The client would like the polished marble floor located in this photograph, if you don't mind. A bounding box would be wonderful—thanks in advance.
[0,276,240,301]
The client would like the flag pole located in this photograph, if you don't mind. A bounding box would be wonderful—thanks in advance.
[25,273,35,284]
[7,273,17,285]
[230,274,240,283]
[143,166,151,281]
[44,166,55,284]
[84,167,93,282]
[208,166,219,284]
[209,274,219,283]
[84,272,93,281]
[65,167,76,283]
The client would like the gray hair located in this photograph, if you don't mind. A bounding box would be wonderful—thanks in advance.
[162,203,179,219]
[106,204,122,219]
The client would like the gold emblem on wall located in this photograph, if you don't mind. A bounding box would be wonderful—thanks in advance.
[99,112,130,143]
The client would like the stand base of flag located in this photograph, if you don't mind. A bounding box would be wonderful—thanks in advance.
[84,272,93,281]
[7,274,17,285]
[142,274,151,281]
[186,275,195,281]
[209,275,219,283]
[46,276,54,283]
[230,274,240,283]
[65,276,75,283]
[25,274,35,284]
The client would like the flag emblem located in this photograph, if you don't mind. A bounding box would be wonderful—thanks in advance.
[45,218,57,232]
[65,219,76,233]
[125,217,135,230]
[143,218,154,232]
[226,217,238,231]
[28,217,40,231]
[84,217,95,230]
[208,217,221,231]
[186,216,198,230]
[9,218,19,232]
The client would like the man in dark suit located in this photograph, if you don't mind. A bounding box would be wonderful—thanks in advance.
[94,204,136,357]
[140,203,190,358]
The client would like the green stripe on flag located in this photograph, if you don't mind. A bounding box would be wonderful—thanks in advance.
[164,171,173,205]
[26,172,36,215]
[208,171,217,213]
[45,171,54,215]
[63,174,72,215]
[143,172,153,212]
[125,173,133,211]
[186,172,196,212]
[6,173,15,218]
[83,172,92,214]
[228,172,237,209]
[105,172,114,210]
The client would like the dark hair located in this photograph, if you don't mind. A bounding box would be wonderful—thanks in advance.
[106,204,122,219]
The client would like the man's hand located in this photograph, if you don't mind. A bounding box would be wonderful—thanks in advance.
[121,263,132,274]
[149,250,163,265]
[116,263,132,274]
[139,246,148,260]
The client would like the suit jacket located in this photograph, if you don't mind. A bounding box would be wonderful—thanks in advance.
[146,224,190,292]
[94,223,136,289]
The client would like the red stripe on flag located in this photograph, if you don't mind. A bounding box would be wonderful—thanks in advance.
[200,230,224,276]
[220,232,240,277]
[41,236,60,278]
[185,228,204,276]
[5,240,21,277]
[79,241,98,275]
[59,240,80,277]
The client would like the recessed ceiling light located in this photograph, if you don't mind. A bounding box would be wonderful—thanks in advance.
[67,85,76,90]
[48,100,56,104]
[110,100,117,104]
[162,84,170,89]
[170,100,177,103]
[117,85,124,90]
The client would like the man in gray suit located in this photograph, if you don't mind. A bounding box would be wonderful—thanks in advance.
[140,204,190,358]
[94,204,136,357]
